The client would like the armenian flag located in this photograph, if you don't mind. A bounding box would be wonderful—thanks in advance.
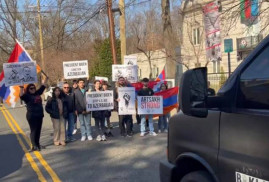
[154,87,179,115]
[155,68,165,82]
[240,0,259,19]
[0,40,41,107]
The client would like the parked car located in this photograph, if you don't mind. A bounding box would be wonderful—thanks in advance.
[44,87,54,101]
[160,35,269,182]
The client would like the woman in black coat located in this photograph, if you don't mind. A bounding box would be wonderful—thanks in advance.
[20,77,48,152]
[45,87,68,146]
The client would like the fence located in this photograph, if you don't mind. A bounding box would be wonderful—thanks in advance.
[207,72,230,92]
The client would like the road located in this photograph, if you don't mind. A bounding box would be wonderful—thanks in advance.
[0,104,169,182]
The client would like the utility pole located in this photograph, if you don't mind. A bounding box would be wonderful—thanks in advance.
[106,0,117,64]
[119,0,126,64]
[37,0,45,72]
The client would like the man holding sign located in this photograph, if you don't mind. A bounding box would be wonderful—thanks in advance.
[137,78,158,137]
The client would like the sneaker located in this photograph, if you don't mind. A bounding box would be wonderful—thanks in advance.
[73,129,77,135]
[140,132,146,137]
[158,130,162,133]
[81,136,86,141]
[88,136,93,141]
[101,135,106,141]
[150,132,158,136]
[96,135,102,141]
[164,129,168,133]
[67,137,76,142]
[127,134,132,137]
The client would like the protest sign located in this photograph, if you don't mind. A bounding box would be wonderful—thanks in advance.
[137,96,163,115]
[124,55,137,65]
[86,91,114,111]
[95,76,108,82]
[112,65,138,83]
[118,87,136,115]
[63,60,89,79]
[3,61,38,86]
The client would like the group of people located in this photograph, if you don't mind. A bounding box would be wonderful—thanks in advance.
[19,74,170,152]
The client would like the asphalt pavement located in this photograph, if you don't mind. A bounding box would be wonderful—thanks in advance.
[0,104,171,182]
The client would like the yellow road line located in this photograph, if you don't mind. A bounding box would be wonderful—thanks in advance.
[2,106,61,182]
[0,107,46,182]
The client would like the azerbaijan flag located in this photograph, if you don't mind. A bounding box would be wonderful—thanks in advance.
[240,0,259,19]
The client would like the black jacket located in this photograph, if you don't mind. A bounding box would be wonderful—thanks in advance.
[73,88,87,114]
[45,98,68,119]
[64,93,75,113]
[20,85,46,120]
[137,87,154,96]
[92,88,104,119]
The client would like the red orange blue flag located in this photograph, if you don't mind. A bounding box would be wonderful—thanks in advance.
[155,68,165,82]
[0,40,40,107]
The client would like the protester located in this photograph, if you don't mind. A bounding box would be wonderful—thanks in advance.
[92,80,106,141]
[45,87,68,146]
[137,78,157,137]
[74,79,93,141]
[114,77,133,137]
[62,82,76,142]
[158,83,169,133]
[20,76,48,151]
[71,80,78,135]
[102,81,113,137]
[207,81,216,96]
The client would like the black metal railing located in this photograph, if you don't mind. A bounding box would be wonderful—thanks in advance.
[207,72,230,92]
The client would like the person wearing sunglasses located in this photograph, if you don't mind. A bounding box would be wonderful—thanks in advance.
[62,82,76,142]
[20,76,48,152]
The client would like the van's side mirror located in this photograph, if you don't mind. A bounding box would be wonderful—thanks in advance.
[180,67,208,117]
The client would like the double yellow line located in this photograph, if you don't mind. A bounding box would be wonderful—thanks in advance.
[0,106,61,182]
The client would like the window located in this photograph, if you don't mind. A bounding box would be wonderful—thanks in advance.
[192,28,200,45]
[237,45,269,109]
[213,60,220,73]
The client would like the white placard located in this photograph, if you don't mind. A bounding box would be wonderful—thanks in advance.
[112,65,138,83]
[95,76,108,82]
[3,61,38,86]
[86,91,114,111]
[124,55,137,65]
[118,87,136,115]
[137,96,163,115]
[63,60,89,79]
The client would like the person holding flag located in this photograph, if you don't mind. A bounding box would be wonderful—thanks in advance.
[20,76,48,151]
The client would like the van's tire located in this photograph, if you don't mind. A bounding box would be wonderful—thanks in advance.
[180,170,214,182]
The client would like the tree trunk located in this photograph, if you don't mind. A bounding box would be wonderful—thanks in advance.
[162,0,177,79]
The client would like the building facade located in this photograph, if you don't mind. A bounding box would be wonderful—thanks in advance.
[180,0,269,74]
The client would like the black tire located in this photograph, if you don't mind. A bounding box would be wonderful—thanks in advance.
[180,170,214,182]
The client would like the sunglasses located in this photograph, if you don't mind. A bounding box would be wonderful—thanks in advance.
[29,87,36,90]
[63,87,69,89]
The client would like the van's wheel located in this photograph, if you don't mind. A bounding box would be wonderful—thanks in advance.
[180,170,214,182]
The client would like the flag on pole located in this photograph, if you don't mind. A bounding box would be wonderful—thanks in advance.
[0,40,41,107]
[240,0,259,19]
[155,68,165,82]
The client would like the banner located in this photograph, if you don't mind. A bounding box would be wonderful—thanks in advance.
[95,76,108,82]
[118,87,136,115]
[203,1,222,62]
[63,60,89,79]
[137,96,163,115]
[86,91,114,111]
[3,61,38,86]
[124,55,137,65]
[112,65,138,83]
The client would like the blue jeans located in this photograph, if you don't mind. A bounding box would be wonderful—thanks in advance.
[65,113,75,138]
[158,113,169,130]
[140,115,154,133]
[78,113,92,137]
